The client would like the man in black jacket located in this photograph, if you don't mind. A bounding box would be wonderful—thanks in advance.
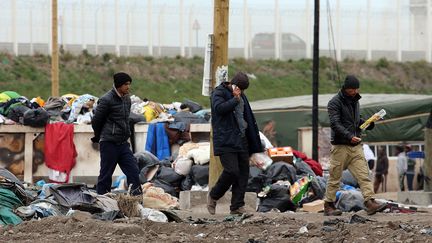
[91,72,141,195]
[207,72,263,215]
[324,75,386,216]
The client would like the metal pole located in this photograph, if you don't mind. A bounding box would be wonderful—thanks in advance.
[426,0,431,62]
[115,0,120,57]
[95,8,99,55]
[366,0,371,61]
[72,2,77,46]
[336,0,341,61]
[396,0,402,61]
[81,0,86,50]
[158,5,165,57]
[243,0,249,59]
[188,5,193,58]
[61,8,65,49]
[30,7,34,56]
[305,0,312,59]
[127,10,131,56]
[147,0,153,56]
[12,0,17,56]
[274,0,280,59]
[312,0,320,162]
[180,0,185,57]
[51,0,59,97]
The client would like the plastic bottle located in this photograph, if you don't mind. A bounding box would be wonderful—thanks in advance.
[360,109,386,130]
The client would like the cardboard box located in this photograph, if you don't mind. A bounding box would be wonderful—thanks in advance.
[302,199,324,213]
[268,147,294,164]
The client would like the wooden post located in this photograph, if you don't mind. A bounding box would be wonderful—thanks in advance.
[209,0,229,188]
[51,0,59,97]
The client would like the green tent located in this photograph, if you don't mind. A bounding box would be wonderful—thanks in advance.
[251,94,432,149]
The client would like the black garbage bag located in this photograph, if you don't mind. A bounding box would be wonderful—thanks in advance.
[49,183,100,213]
[153,179,178,197]
[183,99,202,113]
[154,166,184,187]
[7,105,30,123]
[180,174,194,191]
[247,167,267,193]
[23,108,50,127]
[135,151,160,184]
[257,184,297,213]
[134,151,160,171]
[191,164,209,186]
[294,158,316,177]
[265,162,297,185]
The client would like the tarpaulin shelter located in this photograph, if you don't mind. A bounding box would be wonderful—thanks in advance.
[250,94,432,149]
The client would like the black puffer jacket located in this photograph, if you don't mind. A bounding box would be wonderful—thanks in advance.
[327,90,371,146]
[91,88,131,144]
[211,83,262,155]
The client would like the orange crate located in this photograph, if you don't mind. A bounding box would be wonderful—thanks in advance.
[268,147,293,164]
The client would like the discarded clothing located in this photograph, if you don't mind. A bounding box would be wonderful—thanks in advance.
[44,122,77,183]
[145,122,171,160]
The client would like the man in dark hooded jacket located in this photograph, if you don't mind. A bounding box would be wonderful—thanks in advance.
[207,72,263,215]
[324,75,386,216]
[91,72,141,195]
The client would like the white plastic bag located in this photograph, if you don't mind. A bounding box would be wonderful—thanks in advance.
[173,156,193,175]
[137,204,168,222]
[249,152,273,170]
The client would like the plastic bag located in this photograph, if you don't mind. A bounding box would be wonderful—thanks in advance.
[250,152,273,170]
[173,156,193,176]
[138,204,168,222]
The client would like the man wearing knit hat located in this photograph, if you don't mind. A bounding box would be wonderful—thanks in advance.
[91,72,141,195]
[207,72,263,215]
[324,75,386,216]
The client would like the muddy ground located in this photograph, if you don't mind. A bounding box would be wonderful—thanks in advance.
[1,207,432,243]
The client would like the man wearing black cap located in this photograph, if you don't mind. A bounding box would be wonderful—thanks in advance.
[324,75,386,216]
[207,72,263,215]
[91,72,141,195]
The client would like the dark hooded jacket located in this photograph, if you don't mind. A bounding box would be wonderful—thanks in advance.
[210,82,263,155]
[91,88,131,144]
[327,90,373,146]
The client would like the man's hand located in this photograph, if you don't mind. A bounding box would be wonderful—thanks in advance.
[91,136,99,144]
[232,86,241,99]
[351,136,362,144]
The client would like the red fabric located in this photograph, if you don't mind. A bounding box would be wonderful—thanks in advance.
[293,150,323,176]
[44,122,77,182]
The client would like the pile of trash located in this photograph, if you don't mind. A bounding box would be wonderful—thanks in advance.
[0,167,181,227]
[0,90,210,126]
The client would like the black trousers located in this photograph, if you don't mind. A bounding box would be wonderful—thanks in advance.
[210,151,250,211]
[96,141,142,195]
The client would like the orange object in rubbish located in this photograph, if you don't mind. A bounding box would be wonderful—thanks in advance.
[268,147,294,164]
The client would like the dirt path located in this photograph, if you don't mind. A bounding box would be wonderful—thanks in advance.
[2,208,432,243]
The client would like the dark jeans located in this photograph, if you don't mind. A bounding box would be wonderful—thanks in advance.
[210,151,250,211]
[406,172,415,191]
[96,141,142,195]
[367,159,374,170]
